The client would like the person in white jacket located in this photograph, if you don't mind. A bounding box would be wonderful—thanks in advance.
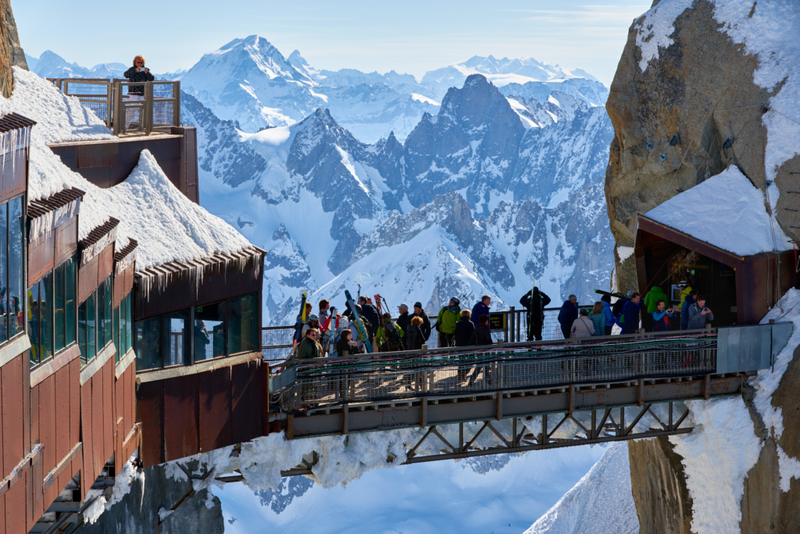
[571,309,595,338]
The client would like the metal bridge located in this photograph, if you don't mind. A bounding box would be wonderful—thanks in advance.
[265,323,792,473]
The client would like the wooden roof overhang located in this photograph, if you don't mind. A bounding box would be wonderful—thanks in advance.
[635,214,795,325]
[134,245,266,320]
[77,217,120,304]
[27,187,85,286]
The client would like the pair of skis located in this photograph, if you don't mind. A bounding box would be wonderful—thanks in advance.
[345,290,373,353]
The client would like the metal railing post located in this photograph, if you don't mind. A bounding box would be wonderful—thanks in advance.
[173,81,181,127]
[144,82,153,135]
[112,80,121,135]
[509,306,515,343]
[106,80,113,129]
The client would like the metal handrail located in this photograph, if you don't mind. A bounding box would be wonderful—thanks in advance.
[48,78,181,135]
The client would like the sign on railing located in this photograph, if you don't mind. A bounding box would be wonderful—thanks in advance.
[48,78,181,136]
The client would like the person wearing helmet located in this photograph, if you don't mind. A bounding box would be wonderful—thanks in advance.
[435,297,461,347]
[301,314,321,338]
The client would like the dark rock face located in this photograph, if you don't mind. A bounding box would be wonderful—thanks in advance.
[0,0,27,98]
[79,463,225,534]
[606,2,800,532]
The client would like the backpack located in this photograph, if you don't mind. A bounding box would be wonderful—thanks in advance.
[612,299,626,318]
[385,322,402,346]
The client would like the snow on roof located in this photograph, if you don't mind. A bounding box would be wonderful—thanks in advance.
[644,165,794,257]
[2,67,254,270]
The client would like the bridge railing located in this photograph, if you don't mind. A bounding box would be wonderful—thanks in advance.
[49,78,181,135]
[270,322,792,412]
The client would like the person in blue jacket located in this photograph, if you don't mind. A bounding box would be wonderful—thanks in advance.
[600,294,614,335]
[471,295,491,328]
[619,293,641,334]
[680,290,697,330]
[652,300,675,332]
[557,295,579,339]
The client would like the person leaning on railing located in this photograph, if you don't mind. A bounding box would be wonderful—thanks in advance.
[124,55,155,95]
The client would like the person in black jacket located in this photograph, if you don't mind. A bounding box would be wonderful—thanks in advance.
[473,314,493,345]
[454,310,476,346]
[557,295,579,340]
[357,296,380,346]
[520,286,551,341]
[396,303,411,344]
[406,316,426,350]
[123,55,155,96]
[411,302,432,341]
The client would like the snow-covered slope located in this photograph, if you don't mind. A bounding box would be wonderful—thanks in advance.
[524,443,638,534]
[182,72,615,324]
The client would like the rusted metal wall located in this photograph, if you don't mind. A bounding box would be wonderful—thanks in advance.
[137,356,263,467]
[135,256,261,321]
[79,357,116,501]
[114,359,138,466]
[113,263,134,308]
[48,133,198,201]
[78,242,114,305]
[0,149,27,205]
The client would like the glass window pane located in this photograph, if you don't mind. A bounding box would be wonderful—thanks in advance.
[125,294,132,354]
[0,202,6,344]
[29,281,41,365]
[65,257,76,346]
[96,279,106,350]
[54,262,66,352]
[87,292,96,361]
[104,277,112,347]
[163,310,190,366]
[8,198,23,338]
[40,274,53,360]
[78,300,87,366]
[113,306,120,363]
[228,294,259,355]
[135,317,161,370]
[194,302,225,361]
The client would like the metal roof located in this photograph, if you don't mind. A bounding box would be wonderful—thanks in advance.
[135,245,265,280]
[27,187,85,219]
[79,217,119,248]
[0,112,36,132]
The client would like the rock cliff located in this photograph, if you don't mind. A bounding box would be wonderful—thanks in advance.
[0,0,26,97]
[606,1,800,533]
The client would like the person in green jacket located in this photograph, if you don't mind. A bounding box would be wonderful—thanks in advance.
[436,297,461,347]
[376,313,405,352]
[297,328,322,359]
[643,286,667,331]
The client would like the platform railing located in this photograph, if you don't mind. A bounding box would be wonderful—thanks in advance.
[48,78,181,135]
[270,322,792,412]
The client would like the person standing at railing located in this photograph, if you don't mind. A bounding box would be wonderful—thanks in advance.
[571,309,595,338]
[652,300,675,332]
[520,286,551,341]
[297,328,323,359]
[557,295,579,340]
[396,303,411,346]
[686,294,714,330]
[406,316,426,350]
[600,295,614,335]
[123,55,155,128]
[619,293,642,334]
[411,302,432,342]
[588,302,606,336]
[435,297,461,347]
[471,295,491,329]
[680,289,698,330]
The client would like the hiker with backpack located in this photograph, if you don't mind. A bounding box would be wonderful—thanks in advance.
[376,313,405,352]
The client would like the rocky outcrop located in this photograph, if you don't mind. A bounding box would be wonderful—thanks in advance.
[0,0,27,97]
[608,2,800,532]
[604,0,781,290]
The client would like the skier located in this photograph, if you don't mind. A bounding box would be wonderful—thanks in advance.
[435,297,461,347]
[520,287,551,341]
[557,295,579,340]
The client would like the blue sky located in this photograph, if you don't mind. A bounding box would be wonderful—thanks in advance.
[16,0,651,85]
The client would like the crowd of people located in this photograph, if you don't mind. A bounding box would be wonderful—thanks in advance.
[556,280,715,340]
[293,281,716,359]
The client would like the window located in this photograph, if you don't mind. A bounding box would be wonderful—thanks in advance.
[29,255,77,366]
[228,293,259,355]
[96,276,113,350]
[164,310,191,366]
[79,292,96,365]
[113,305,120,363]
[65,258,76,346]
[135,316,161,370]
[54,262,66,351]
[133,292,259,370]
[113,292,134,364]
[8,198,23,339]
